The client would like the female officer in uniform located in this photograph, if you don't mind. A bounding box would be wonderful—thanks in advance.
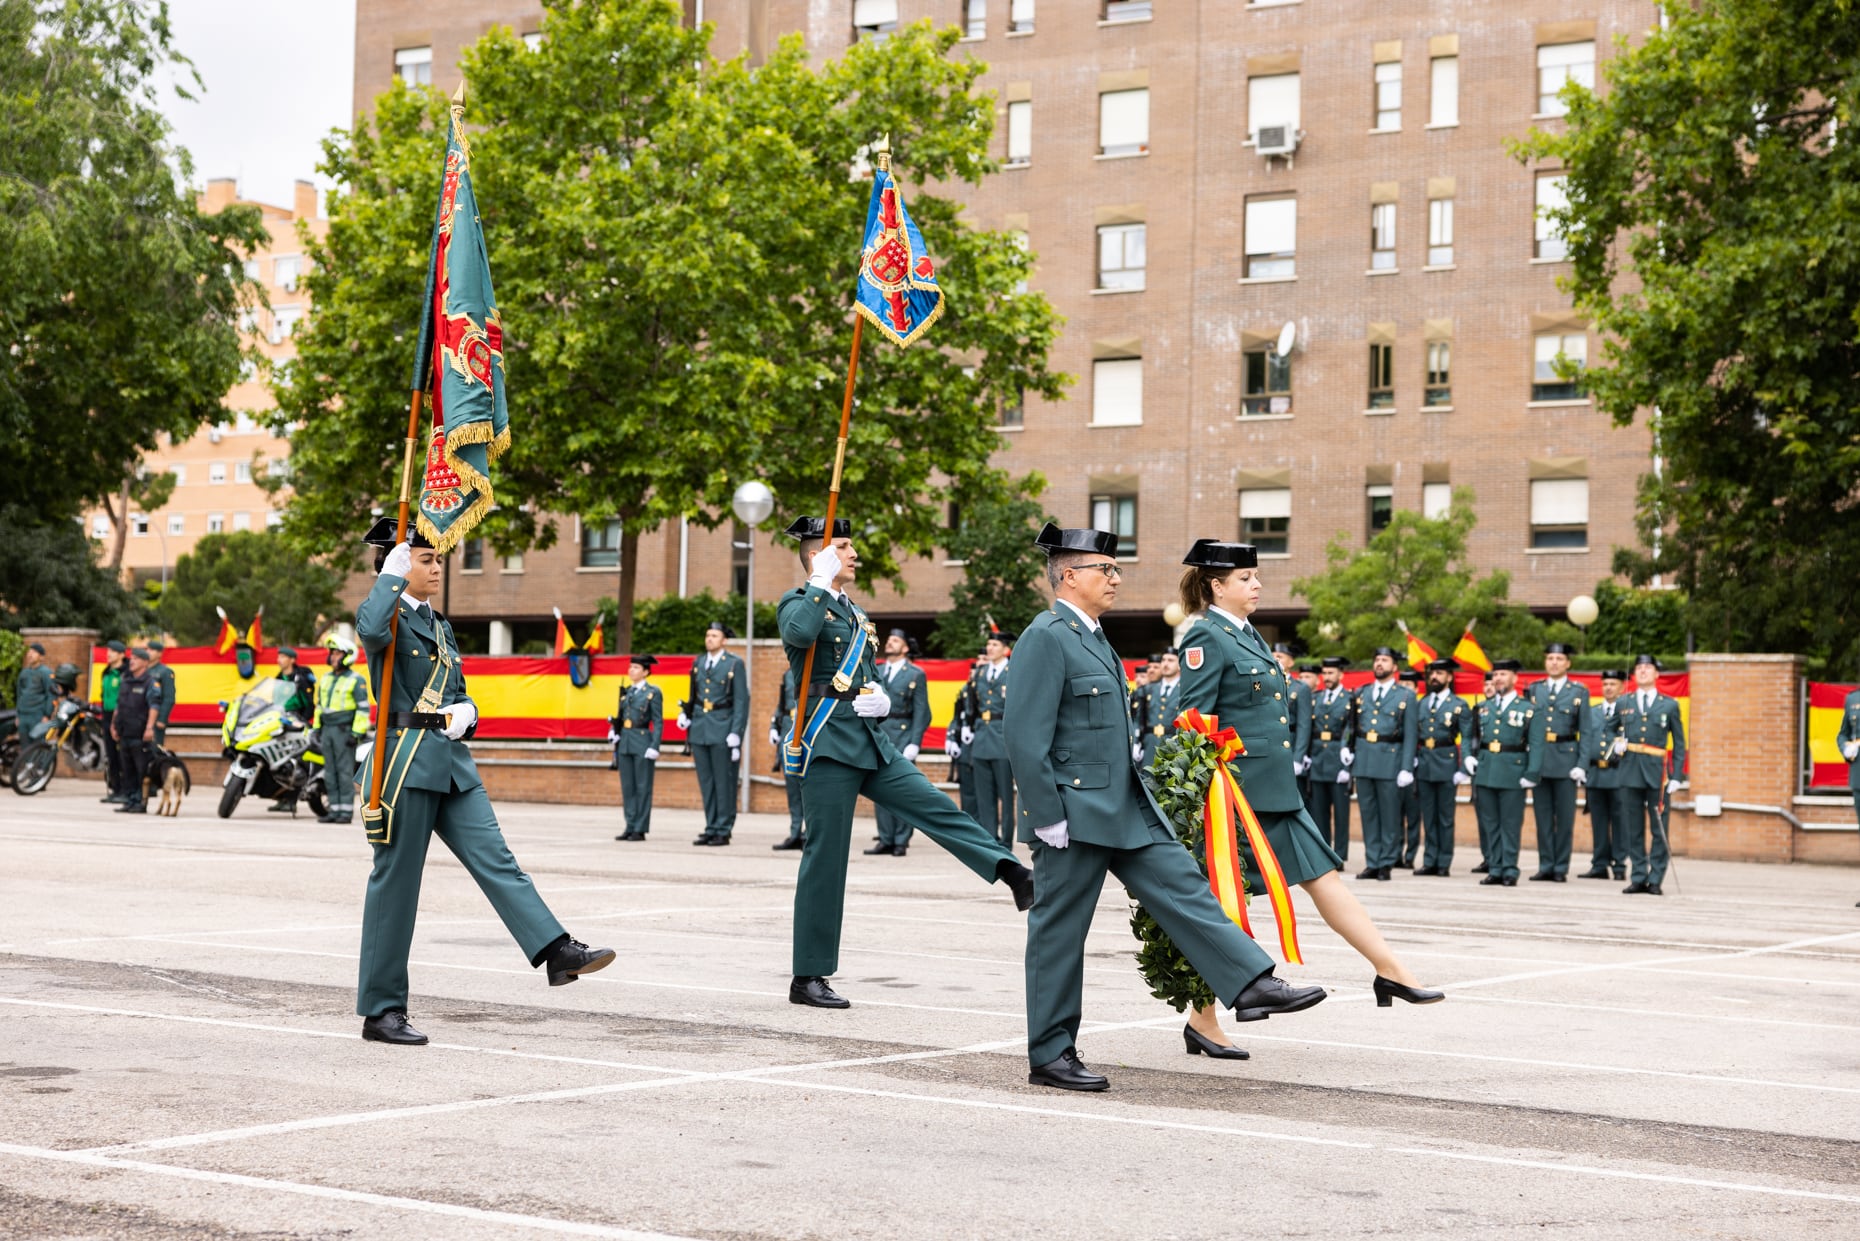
[1171,539,1442,1058]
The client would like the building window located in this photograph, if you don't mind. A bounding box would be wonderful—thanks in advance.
[265,510,283,530]
[232,511,251,532]
[1427,197,1454,265]
[168,514,184,536]
[1096,222,1146,291]
[234,461,252,483]
[266,457,287,479]
[1089,494,1138,557]
[1243,196,1296,278]
[1422,481,1453,519]
[1103,0,1151,22]
[462,538,484,571]
[1368,343,1394,409]
[963,0,986,38]
[90,515,108,538]
[270,305,302,344]
[206,513,224,534]
[1533,332,1587,400]
[1009,0,1034,34]
[1247,73,1300,144]
[395,46,432,86]
[1008,228,1029,294]
[1091,356,1143,426]
[1537,41,1595,116]
[580,517,622,568]
[1426,340,1452,406]
[273,256,301,291]
[1006,100,1032,165]
[1242,347,1292,415]
[1239,488,1291,554]
[209,462,226,485]
[171,464,186,486]
[1530,478,1589,548]
[1366,485,1394,534]
[1098,88,1149,157]
[1370,203,1397,269]
[502,552,524,573]
[1430,55,1459,126]
[852,0,897,41]
[1374,60,1402,130]
[242,258,261,280]
[999,389,1024,427]
[131,513,148,536]
[522,31,543,51]
[1535,173,1569,259]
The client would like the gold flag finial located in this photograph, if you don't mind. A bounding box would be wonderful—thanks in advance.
[452,78,467,105]
[874,132,891,172]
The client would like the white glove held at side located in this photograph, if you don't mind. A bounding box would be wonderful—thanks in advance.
[380,541,413,579]
[1666,778,1682,794]
[1452,772,1471,786]
[961,725,975,744]
[808,546,842,589]
[1611,737,1628,757]
[769,727,781,747]
[853,683,890,719]
[1132,743,1144,762]
[903,743,920,761]
[440,701,476,740]
[1340,747,1355,767]
[1520,778,1537,790]
[1294,756,1312,776]
[1464,755,1480,774]
[726,733,740,750]
[945,739,961,758]
[1844,740,1859,761]
[1396,770,1415,788]
[1570,767,1587,785]
[677,712,691,730]
[1035,819,1070,849]
[731,748,741,763]
[644,747,659,761]
[1335,770,1351,785]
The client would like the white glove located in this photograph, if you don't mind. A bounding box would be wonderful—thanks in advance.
[769,727,781,746]
[853,682,891,718]
[1464,755,1479,774]
[1844,740,1859,761]
[1520,778,1536,789]
[1340,747,1355,767]
[726,732,741,750]
[903,743,920,761]
[644,747,659,760]
[808,545,842,589]
[961,725,974,744]
[379,541,413,578]
[1452,772,1471,786]
[1666,778,1682,794]
[605,727,619,743]
[677,712,691,730]
[1611,737,1628,757]
[1570,767,1587,785]
[731,747,741,763]
[1035,819,1070,849]
[1132,743,1144,761]
[440,701,476,740]
[945,738,961,758]
[1396,770,1414,788]
[1335,770,1351,785]
[1294,756,1312,776]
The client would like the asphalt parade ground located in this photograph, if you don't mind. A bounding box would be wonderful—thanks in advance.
[1,784,1856,1240]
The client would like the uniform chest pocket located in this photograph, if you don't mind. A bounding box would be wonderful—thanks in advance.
[1070,674,1119,729]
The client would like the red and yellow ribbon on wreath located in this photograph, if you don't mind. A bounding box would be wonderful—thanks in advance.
[1175,709,1303,964]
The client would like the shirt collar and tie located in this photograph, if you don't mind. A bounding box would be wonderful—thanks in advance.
[1055,597,1101,633]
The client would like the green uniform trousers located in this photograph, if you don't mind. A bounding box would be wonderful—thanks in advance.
[692,742,738,836]
[1474,786,1526,881]
[956,755,978,820]
[1587,787,1625,877]
[1532,777,1578,877]
[1356,776,1403,870]
[319,714,359,819]
[972,756,1016,855]
[1400,778,1423,865]
[794,754,1013,977]
[1613,786,1672,886]
[617,754,655,837]
[780,771,806,839]
[357,784,565,1017]
[1418,779,1458,871]
[1026,835,1274,1067]
[1306,779,1351,862]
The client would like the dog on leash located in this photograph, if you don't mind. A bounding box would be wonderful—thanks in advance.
[143,747,189,816]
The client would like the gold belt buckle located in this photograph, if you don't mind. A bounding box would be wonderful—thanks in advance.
[1423,739,1436,749]
[982,711,992,722]
[1488,740,1502,752]
[1546,732,1560,742]
[623,720,633,729]
[703,699,713,710]
[1364,730,1378,743]
[1152,725,1164,736]
[1320,730,1332,741]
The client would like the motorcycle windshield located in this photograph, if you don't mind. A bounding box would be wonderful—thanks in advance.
[235,679,299,731]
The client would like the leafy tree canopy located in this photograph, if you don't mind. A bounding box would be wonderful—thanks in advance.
[159,532,347,647]
[1515,0,1860,670]
[275,0,1066,656]
[606,589,778,657]
[928,473,1054,658]
[0,508,143,635]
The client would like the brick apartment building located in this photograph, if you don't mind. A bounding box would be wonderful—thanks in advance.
[351,0,1660,651]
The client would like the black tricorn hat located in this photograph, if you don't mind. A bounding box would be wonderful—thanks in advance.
[628,654,658,669]
[363,515,435,550]
[988,628,1017,645]
[782,515,852,541]
[1034,522,1118,557]
[1426,657,1460,674]
[1148,651,1167,663]
[1601,667,1628,681]
[1400,668,1424,681]
[1633,653,1662,669]
[1321,656,1350,669]
[1371,646,1400,659]
[706,619,736,638]
[1544,641,1574,655]
[1492,657,1524,672]
[1181,539,1258,569]
[1299,662,1322,674]
[1271,641,1295,655]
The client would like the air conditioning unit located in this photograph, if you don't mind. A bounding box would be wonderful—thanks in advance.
[1255,125,1300,157]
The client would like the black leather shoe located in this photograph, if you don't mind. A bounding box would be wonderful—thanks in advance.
[1376,867,1393,881]
[1183,1023,1250,1059]
[1577,868,1610,879]
[361,1010,428,1045]
[1231,972,1327,1022]
[1479,875,1507,886]
[1374,975,1446,1007]
[1550,874,1567,883]
[1623,880,1650,894]
[1501,876,1518,886]
[1356,867,1380,880]
[1029,1048,1108,1091]
[789,975,850,1008]
[1646,883,1663,895]
[999,860,1035,912]
[707,834,731,846]
[693,832,717,846]
[863,843,893,855]
[891,845,907,856]
[771,834,805,850]
[115,801,146,814]
[1613,871,1628,881]
[1528,872,1554,881]
[545,938,616,986]
[1471,862,1489,874]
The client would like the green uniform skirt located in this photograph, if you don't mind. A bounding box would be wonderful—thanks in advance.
[1241,805,1342,889]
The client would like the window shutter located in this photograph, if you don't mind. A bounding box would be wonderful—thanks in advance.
[1092,358,1143,426]
[1245,198,1296,255]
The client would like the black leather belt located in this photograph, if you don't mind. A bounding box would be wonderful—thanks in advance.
[808,684,860,702]
[388,711,447,729]
[1484,742,1528,753]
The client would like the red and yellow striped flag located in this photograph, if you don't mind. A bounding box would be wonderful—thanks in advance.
[1453,622,1492,673]
[1398,620,1439,672]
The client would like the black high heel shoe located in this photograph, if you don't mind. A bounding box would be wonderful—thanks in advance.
[1373,976,1445,1007]
[1183,1023,1251,1059]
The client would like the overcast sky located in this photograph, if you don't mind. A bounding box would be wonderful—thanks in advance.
[156,0,356,212]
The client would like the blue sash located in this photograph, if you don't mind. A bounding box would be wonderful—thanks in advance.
[783,618,869,779]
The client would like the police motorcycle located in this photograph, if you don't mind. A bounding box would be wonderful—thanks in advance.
[217,677,327,819]
[11,665,109,795]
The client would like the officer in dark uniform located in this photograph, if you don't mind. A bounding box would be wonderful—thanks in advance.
[1608,654,1687,895]
[1135,649,1182,769]
[1413,658,1470,875]
[771,666,807,851]
[947,664,982,821]
[1128,657,1154,763]
[610,654,663,841]
[1527,642,1588,882]
[268,644,319,812]
[1307,656,1355,861]
[1295,662,1322,804]
[867,629,932,856]
[1577,668,1629,879]
[145,640,176,747]
[1350,647,1418,881]
[110,647,159,814]
[970,630,1016,853]
[1397,666,1427,866]
[1271,644,1314,803]
[682,621,749,846]
[1466,658,1542,885]
[15,642,55,741]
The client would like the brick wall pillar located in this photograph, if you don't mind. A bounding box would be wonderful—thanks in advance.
[734,637,789,814]
[1681,653,1803,863]
[21,628,100,701]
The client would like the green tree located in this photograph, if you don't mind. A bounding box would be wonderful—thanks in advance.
[274,1,1065,657]
[0,0,266,528]
[1515,2,1860,669]
[159,532,347,647]
[1585,580,1688,656]
[608,589,778,657]
[929,473,1054,658]
[0,507,142,635]
[1291,491,1567,663]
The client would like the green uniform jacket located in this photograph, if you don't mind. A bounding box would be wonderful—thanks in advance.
[1004,606,1160,850]
[16,665,54,722]
[685,651,748,745]
[1528,678,1588,780]
[771,668,798,739]
[877,659,932,753]
[1307,686,1355,781]
[970,661,1011,761]
[356,573,481,803]
[312,667,372,734]
[1606,692,1686,789]
[1177,615,1302,812]
[149,663,177,728]
[1838,689,1860,791]
[1350,680,1418,780]
[1286,678,1314,765]
[1470,693,1542,788]
[1128,681,1152,751]
[1414,688,1470,781]
[1138,679,1182,766]
[949,678,977,770]
[1579,700,1626,790]
[775,584,897,771]
[613,681,663,756]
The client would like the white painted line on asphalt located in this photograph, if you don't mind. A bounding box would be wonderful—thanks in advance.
[1449,992,1858,1032]
[1435,929,1860,992]
[1379,1143,1860,1205]
[0,1143,701,1241]
[1375,919,1860,959]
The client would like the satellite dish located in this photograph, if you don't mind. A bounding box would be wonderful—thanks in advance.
[1274,321,1297,358]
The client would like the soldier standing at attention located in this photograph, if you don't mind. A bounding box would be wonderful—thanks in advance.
[947,662,982,821]
[610,655,663,841]
[110,647,159,815]
[969,630,1016,853]
[1350,647,1418,881]
[97,641,127,804]
[682,620,748,846]
[1608,654,1687,896]
[1413,658,1471,876]
[770,666,807,851]
[1295,663,1321,805]
[145,640,176,748]
[313,634,371,824]
[1466,658,1541,886]
[1135,649,1182,769]
[1271,644,1314,802]
[777,516,1032,1010]
[1397,667,1427,867]
[1528,642,1588,882]
[1307,657,1356,861]
[1577,669,1629,880]
[867,629,932,857]
[354,521,614,1045]
[1127,658,1153,762]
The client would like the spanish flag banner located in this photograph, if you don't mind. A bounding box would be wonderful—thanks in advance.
[1807,682,1859,789]
[1453,622,1492,673]
[1398,620,1439,672]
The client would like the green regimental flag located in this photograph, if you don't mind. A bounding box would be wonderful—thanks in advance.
[411,83,508,553]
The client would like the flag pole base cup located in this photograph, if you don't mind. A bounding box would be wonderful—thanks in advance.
[783,742,809,781]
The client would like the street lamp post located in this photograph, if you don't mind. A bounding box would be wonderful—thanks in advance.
[731,480,775,813]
